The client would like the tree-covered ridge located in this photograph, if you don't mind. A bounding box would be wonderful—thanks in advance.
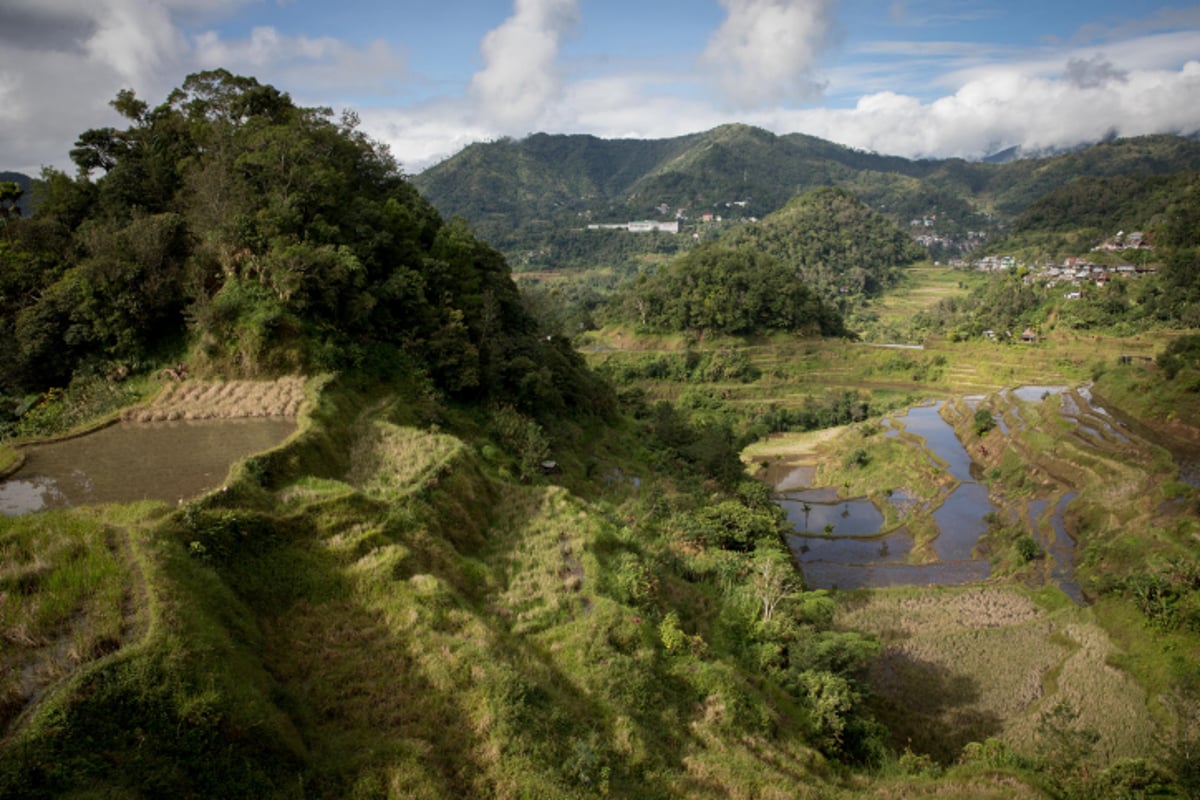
[413,125,1200,269]
[0,71,610,418]
[1010,173,1191,235]
[722,187,926,305]
[618,243,847,336]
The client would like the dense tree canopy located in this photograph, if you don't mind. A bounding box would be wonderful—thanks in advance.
[721,187,926,308]
[0,70,610,418]
[619,242,846,336]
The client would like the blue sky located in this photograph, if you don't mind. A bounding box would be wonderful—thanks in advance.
[3,1,1200,174]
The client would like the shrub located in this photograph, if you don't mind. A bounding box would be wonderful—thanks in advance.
[845,448,870,468]
[1015,535,1041,562]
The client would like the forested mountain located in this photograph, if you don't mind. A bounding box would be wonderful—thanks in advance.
[413,126,1200,267]
[0,71,608,419]
[607,187,919,334]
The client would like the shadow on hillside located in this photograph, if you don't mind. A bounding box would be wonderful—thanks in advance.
[868,648,1002,764]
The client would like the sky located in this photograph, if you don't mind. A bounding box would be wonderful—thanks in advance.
[3,0,1200,176]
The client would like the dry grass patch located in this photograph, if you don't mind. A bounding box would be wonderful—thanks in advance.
[863,773,1050,799]
[486,486,591,636]
[125,376,307,421]
[345,422,463,498]
[838,587,1160,770]
[837,588,1043,638]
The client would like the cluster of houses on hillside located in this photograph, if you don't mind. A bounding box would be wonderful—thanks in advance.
[969,253,1157,294]
[1092,230,1151,252]
[913,230,988,251]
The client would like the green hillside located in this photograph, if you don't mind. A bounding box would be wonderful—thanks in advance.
[0,72,889,799]
[3,71,1200,800]
[0,71,608,427]
[413,125,1200,271]
[723,187,926,304]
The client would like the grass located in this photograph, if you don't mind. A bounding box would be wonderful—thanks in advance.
[3,315,1199,796]
[4,378,874,798]
[0,508,146,728]
[344,420,463,498]
[0,444,21,478]
[852,265,988,339]
[837,586,1160,770]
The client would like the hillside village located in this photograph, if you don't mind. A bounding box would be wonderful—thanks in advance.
[965,230,1157,295]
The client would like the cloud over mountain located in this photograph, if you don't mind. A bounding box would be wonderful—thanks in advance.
[703,0,837,106]
[0,0,1198,175]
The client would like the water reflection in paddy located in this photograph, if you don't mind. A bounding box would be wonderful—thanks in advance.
[1012,385,1069,402]
[771,388,1132,598]
[758,461,817,493]
[788,531,911,564]
[781,401,997,591]
[895,403,976,482]
[931,483,991,562]
[1,418,296,515]
[779,495,885,536]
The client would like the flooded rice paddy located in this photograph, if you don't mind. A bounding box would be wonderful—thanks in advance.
[1,418,296,515]
[774,391,1102,597]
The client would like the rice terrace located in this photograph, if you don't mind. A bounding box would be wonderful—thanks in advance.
[2,68,1200,799]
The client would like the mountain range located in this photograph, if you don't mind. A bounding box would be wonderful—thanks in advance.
[413,125,1200,261]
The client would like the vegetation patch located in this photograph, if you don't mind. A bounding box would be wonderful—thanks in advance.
[0,506,147,735]
[124,376,308,421]
[837,587,1159,776]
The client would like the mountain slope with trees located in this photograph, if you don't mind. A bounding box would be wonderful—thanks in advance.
[413,126,1200,269]
[723,187,926,305]
[0,71,608,422]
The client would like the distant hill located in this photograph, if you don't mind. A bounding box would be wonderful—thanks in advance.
[0,171,32,217]
[413,127,1200,265]
[722,187,926,304]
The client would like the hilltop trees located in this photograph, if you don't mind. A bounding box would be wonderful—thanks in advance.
[0,71,610,419]
[722,187,926,307]
[620,243,846,336]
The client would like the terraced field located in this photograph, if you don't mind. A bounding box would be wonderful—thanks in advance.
[124,376,308,421]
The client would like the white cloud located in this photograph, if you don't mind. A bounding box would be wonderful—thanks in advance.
[0,0,411,173]
[774,55,1200,159]
[468,0,579,130]
[2,0,1200,183]
[192,27,408,99]
[358,101,494,173]
[85,0,185,82]
[703,0,837,107]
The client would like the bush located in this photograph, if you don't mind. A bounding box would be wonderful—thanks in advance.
[845,448,870,468]
[1015,535,1041,562]
[686,500,781,551]
[1158,333,1200,380]
[973,408,996,437]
